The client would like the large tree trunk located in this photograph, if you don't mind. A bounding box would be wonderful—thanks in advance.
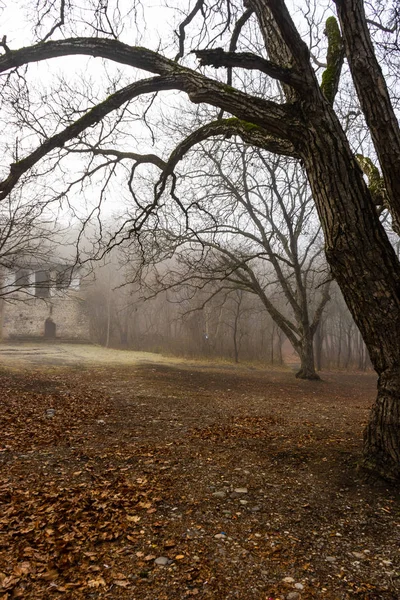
[248,0,400,479]
[314,322,323,372]
[363,371,400,481]
[295,330,320,380]
[301,104,400,481]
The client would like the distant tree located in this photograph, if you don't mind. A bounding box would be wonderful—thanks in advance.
[139,147,330,379]
[0,191,63,297]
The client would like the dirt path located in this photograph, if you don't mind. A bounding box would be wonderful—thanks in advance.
[0,351,399,599]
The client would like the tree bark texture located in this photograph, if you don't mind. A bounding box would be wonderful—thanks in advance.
[300,104,400,480]
[363,371,400,481]
[295,331,320,380]
[335,0,400,235]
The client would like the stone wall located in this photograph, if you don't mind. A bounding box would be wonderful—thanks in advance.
[0,294,90,340]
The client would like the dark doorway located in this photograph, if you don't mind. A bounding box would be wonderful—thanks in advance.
[44,318,56,339]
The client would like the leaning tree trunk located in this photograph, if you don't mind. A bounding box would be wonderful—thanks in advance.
[301,103,400,482]
[296,329,320,380]
[363,371,400,481]
[247,0,400,480]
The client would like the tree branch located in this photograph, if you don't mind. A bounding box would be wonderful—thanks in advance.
[311,280,331,335]
[70,147,167,171]
[245,0,310,67]
[175,0,205,61]
[0,38,302,143]
[193,48,303,88]
[224,7,254,102]
[335,0,400,236]
[0,76,176,201]
[154,118,298,203]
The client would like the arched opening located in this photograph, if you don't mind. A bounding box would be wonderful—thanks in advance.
[44,318,56,339]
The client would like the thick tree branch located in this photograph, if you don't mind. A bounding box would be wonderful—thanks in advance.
[230,8,254,52]
[71,147,167,171]
[0,38,302,142]
[194,48,303,88]
[243,0,317,103]
[154,118,298,203]
[222,6,254,91]
[245,0,310,69]
[262,0,311,65]
[0,76,176,201]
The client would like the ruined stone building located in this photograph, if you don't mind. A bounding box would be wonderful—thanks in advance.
[0,261,90,341]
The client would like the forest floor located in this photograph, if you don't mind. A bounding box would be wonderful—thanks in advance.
[0,343,399,600]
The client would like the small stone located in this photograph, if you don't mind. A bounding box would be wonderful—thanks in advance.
[234,488,248,494]
[214,533,226,540]
[154,556,170,566]
[97,419,106,425]
[287,593,300,600]
[326,556,336,563]
[45,408,56,418]
[212,491,226,499]
[239,500,248,505]
[352,552,364,559]
[294,583,304,590]
[382,559,392,566]
[283,576,295,583]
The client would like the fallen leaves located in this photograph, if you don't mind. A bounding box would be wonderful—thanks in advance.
[0,363,399,600]
[0,457,164,596]
[87,576,107,588]
[126,515,141,523]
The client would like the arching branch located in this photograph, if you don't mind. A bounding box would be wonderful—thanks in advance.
[0,38,302,142]
[154,117,298,202]
[70,147,167,171]
[0,76,176,201]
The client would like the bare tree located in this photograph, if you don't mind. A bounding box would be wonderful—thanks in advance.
[0,191,64,297]
[138,146,330,379]
[0,1,400,478]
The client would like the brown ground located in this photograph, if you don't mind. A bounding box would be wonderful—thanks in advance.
[0,347,399,600]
